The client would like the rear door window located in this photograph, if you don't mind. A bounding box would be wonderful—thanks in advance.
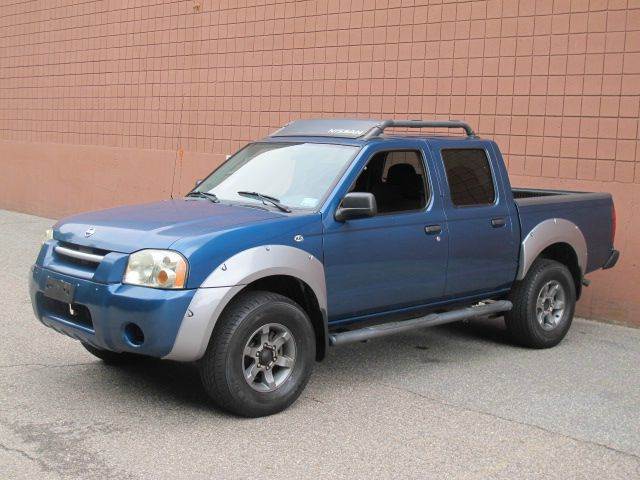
[441,149,495,206]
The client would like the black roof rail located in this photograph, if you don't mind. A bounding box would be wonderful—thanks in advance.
[363,119,476,139]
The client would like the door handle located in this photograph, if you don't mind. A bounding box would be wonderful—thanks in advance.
[491,217,506,228]
[425,224,442,235]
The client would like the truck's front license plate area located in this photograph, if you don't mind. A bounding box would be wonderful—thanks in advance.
[44,277,75,304]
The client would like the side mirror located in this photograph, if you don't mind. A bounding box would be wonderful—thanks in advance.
[335,192,377,222]
[194,179,203,188]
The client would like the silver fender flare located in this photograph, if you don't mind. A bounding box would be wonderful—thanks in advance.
[517,218,587,281]
[165,245,326,362]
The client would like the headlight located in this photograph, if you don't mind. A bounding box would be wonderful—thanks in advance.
[43,228,53,244]
[123,250,188,289]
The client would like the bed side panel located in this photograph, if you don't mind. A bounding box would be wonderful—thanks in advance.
[515,193,613,273]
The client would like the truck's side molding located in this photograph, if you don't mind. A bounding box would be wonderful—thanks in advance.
[165,245,327,362]
[517,218,587,281]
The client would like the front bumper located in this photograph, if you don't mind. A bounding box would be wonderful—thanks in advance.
[29,265,196,358]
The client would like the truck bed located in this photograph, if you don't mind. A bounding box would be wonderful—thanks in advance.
[513,187,599,201]
[512,188,614,274]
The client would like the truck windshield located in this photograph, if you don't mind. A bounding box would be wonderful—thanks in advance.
[193,142,359,210]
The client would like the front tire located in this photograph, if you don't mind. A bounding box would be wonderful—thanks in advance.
[505,258,576,348]
[198,290,315,417]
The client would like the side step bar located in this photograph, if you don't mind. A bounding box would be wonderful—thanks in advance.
[328,300,513,346]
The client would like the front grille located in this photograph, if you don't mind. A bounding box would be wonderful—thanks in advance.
[37,293,94,330]
[54,242,110,268]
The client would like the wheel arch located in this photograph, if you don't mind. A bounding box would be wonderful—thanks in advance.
[537,242,583,298]
[518,219,587,298]
[237,275,328,361]
[165,245,328,362]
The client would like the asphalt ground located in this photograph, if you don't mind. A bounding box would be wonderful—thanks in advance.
[1,208,639,479]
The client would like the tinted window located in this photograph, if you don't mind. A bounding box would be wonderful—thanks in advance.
[441,149,495,206]
[351,150,428,214]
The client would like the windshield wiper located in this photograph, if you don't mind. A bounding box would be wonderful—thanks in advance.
[186,191,219,203]
[237,191,291,213]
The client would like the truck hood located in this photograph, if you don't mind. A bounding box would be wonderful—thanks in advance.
[54,199,284,253]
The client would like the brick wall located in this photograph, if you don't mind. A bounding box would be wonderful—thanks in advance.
[0,0,638,325]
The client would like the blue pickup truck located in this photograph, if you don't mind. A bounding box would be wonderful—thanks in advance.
[30,119,619,416]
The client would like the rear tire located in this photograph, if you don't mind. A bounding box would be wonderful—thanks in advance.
[81,343,145,365]
[198,290,315,417]
[505,258,576,348]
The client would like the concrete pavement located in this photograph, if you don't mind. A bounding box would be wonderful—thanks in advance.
[1,208,639,479]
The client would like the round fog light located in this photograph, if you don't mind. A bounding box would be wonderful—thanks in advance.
[124,323,144,347]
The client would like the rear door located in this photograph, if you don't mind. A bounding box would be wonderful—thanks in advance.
[322,140,448,323]
[431,141,519,297]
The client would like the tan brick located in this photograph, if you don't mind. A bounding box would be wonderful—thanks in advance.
[1,0,640,325]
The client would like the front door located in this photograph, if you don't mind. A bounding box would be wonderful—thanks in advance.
[323,142,448,324]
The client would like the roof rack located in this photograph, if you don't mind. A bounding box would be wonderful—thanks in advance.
[362,120,476,139]
[269,119,476,140]
[270,119,381,139]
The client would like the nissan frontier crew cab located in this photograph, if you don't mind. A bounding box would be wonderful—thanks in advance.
[30,119,619,417]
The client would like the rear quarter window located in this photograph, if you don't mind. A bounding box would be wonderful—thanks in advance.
[441,149,496,206]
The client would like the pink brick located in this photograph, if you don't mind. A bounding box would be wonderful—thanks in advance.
[524,156,542,175]
[1,0,640,326]
[618,118,639,139]
[541,157,560,176]
[616,140,636,162]
[558,157,578,178]
[577,159,597,179]
[615,161,636,182]
[596,160,616,180]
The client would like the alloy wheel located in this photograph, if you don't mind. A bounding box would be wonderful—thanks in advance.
[535,280,566,331]
[242,323,296,392]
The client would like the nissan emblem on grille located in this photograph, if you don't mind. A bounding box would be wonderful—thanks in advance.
[84,227,96,238]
